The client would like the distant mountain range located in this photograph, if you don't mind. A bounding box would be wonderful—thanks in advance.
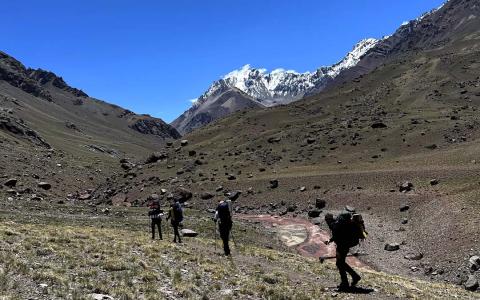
[172,38,379,134]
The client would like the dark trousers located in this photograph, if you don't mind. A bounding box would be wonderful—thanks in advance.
[336,247,360,286]
[171,221,181,242]
[151,218,162,239]
[219,221,232,256]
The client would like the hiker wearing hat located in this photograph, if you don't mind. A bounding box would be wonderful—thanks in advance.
[324,210,366,291]
[148,200,163,240]
[214,198,233,256]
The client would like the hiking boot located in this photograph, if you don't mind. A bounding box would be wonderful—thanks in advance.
[351,275,361,287]
[337,283,350,292]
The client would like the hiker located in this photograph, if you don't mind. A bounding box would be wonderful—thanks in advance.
[166,200,183,243]
[214,198,233,256]
[324,210,366,291]
[148,200,163,240]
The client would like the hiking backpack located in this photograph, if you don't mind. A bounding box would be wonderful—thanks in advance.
[217,201,232,223]
[330,212,367,248]
[172,202,183,223]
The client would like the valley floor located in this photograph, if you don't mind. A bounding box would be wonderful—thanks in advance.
[0,200,476,299]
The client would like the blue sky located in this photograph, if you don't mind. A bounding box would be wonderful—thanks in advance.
[2,0,444,122]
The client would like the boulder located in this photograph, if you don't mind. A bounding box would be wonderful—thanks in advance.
[173,188,192,203]
[464,275,479,291]
[315,198,326,209]
[145,152,167,164]
[181,229,198,237]
[306,137,316,144]
[4,178,17,188]
[384,243,400,251]
[300,186,306,192]
[227,190,241,201]
[227,174,236,180]
[200,192,214,200]
[400,204,410,212]
[430,179,439,186]
[37,182,52,190]
[469,256,480,272]
[399,181,413,192]
[270,179,279,189]
[308,210,321,218]
[404,253,423,261]
[371,122,387,129]
[287,204,297,212]
[188,150,197,156]
[216,186,224,192]
[180,140,189,147]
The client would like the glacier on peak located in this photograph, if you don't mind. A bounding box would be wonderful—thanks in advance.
[195,37,379,107]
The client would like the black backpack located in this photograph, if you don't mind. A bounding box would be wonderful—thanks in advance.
[330,212,366,248]
[172,202,183,223]
[217,201,232,223]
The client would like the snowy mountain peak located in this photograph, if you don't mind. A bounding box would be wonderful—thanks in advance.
[173,37,379,133]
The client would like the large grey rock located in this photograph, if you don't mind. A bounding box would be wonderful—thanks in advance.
[464,275,479,291]
[384,243,400,251]
[181,229,198,237]
[469,256,480,272]
[4,178,17,188]
[37,182,52,190]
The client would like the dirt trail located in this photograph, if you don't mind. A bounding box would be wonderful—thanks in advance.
[238,214,366,268]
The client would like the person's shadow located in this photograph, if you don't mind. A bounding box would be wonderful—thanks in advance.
[339,286,375,294]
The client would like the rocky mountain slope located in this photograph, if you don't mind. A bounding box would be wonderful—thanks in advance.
[0,51,179,201]
[171,88,264,134]
[172,38,379,134]
[99,0,480,293]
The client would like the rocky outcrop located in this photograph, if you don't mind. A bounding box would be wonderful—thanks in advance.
[128,115,181,139]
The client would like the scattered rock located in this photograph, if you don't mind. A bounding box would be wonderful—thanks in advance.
[464,275,479,291]
[270,179,279,189]
[180,140,189,147]
[227,174,236,180]
[90,293,115,300]
[401,218,408,224]
[311,217,322,225]
[430,179,439,186]
[4,178,17,188]
[227,190,241,201]
[287,205,297,212]
[188,150,197,156]
[371,122,387,129]
[216,186,224,192]
[145,152,167,164]
[315,198,326,209]
[469,256,480,272]
[173,188,192,203]
[200,192,214,200]
[399,181,413,192]
[299,186,306,192]
[425,144,437,150]
[404,253,423,261]
[384,243,400,251]
[400,204,410,212]
[181,229,198,237]
[37,182,52,190]
[308,210,321,218]
[345,205,356,213]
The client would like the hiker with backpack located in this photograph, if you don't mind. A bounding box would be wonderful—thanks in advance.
[214,198,233,256]
[148,200,163,240]
[324,209,367,291]
[166,200,183,243]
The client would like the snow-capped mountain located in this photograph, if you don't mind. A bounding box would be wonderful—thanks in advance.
[172,38,378,134]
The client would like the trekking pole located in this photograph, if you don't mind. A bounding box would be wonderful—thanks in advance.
[230,226,236,247]
[214,221,217,250]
